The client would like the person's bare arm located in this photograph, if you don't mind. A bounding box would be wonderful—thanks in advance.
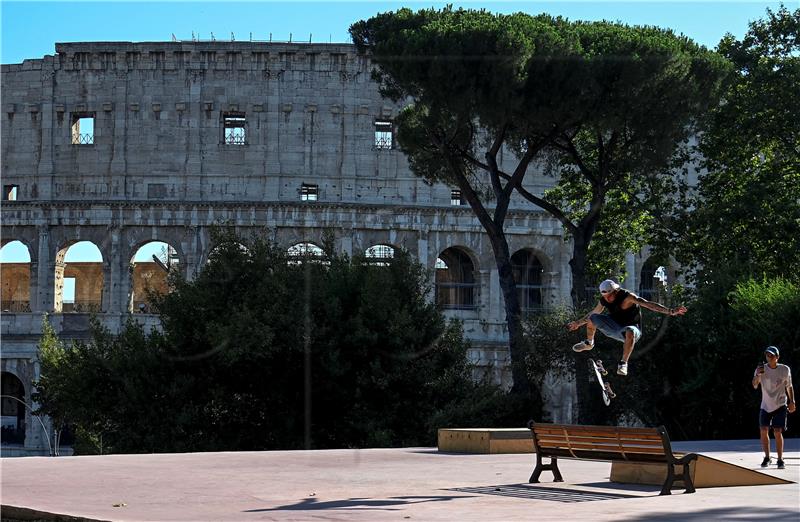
[630,294,687,316]
[787,381,795,413]
[567,302,605,331]
[753,364,765,389]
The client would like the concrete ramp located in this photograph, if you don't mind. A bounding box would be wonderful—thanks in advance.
[611,454,794,488]
[438,428,533,454]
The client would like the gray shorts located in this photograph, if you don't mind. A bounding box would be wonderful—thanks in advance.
[589,313,641,343]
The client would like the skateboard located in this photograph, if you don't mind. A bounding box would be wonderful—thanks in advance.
[589,359,616,406]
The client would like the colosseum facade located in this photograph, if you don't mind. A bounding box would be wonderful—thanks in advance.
[1,41,662,455]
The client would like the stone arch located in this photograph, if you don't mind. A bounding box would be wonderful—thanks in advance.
[435,246,479,310]
[1,371,27,445]
[0,240,32,312]
[511,248,545,312]
[639,255,669,302]
[55,240,104,313]
[128,240,180,314]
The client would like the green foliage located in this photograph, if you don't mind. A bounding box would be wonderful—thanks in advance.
[352,6,729,305]
[35,229,519,453]
[625,277,799,439]
[680,5,800,284]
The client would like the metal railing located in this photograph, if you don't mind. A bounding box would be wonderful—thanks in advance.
[374,135,393,150]
[436,282,477,310]
[72,133,94,145]
[224,132,246,145]
[1,300,31,312]
[61,300,102,313]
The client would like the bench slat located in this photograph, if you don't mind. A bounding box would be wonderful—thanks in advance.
[541,448,670,463]
[535,435,663,445]
[533,427,662,440]
[539,442,664,455]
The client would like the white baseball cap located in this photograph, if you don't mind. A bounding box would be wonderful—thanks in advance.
[599,279,620,293]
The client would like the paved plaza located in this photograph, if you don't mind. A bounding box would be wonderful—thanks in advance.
[1,439,798,521]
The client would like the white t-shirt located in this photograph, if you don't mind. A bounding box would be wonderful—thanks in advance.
[755,363,793,412]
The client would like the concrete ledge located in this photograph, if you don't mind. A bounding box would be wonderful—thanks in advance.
[611,454,795,488]
[437,428,533,454]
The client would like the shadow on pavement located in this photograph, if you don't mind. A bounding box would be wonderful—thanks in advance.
[622,507,800,521]
[447,483,640,502]
[244,494,475,512]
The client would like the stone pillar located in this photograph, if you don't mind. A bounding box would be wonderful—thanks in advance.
[27,261,39,313]
[106,228,124,313]
[488,267,502,322]
[625,251,636,292]
[37,63,56,200]
[34,227,54,313]
[559,240,572,306]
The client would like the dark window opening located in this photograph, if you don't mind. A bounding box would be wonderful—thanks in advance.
[374,120,393,150]
[223,113,246,145]
[3,185,18,201]
[300,183,319,201]
[512,250,544,312]
[435,248,477,310]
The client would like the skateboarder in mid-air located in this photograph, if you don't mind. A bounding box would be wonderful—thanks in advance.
[567,279,687,376]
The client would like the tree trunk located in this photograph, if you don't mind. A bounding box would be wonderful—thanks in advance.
[487,230,530,396]
[568,229,601,423]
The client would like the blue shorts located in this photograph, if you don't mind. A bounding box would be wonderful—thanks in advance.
[760,406,788,431]
[588,313,641,343]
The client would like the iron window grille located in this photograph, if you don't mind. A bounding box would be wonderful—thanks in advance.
[300,183,319,201]
[223,113,247,145]
[374,120,393,150]
[71,114,94,145]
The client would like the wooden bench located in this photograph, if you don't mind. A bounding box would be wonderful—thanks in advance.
[527,421,698,495]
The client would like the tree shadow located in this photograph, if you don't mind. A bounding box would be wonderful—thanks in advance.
[447,483,640,502]
[244,494,475,512]
[622,507,800,521]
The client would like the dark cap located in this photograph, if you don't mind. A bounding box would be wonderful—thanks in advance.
[765,346,780,357]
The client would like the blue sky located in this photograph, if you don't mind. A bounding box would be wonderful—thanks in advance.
[0,1,785,263]
[0,1,787,64]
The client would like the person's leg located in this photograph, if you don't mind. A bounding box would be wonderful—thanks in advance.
[774,428,784,460]
[585,319,597,344]
[760,426,771,458]
[621,329,636,364]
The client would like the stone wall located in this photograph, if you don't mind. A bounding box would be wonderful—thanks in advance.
[1,41,598,455]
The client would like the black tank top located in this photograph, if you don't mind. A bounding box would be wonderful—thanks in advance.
[600,289,641,327]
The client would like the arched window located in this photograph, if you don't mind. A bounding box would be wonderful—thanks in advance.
[365,244,395,266]
[130,241,179,313]
[287,242,326,265]
[57,241,103,313]
[0,240,32,312]
[511,250,544,312]
[1,372,26,445]
[640,258,667,302]
[435,247,477,310]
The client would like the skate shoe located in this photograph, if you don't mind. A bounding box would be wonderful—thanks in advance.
[761,456,771,467]
[777,459,785,469]
[572,340,594,352]
[617,361,628,376]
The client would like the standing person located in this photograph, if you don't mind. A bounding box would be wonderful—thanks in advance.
[753,346,795,469]
[566,279,687,376]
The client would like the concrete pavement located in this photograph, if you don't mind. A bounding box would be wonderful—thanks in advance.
[1,439,798,521]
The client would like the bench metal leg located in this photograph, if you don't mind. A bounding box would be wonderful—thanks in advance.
[681,462,695,493]
[529,454,563,483]
[660,464,675,495]
[660,463,696,495]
